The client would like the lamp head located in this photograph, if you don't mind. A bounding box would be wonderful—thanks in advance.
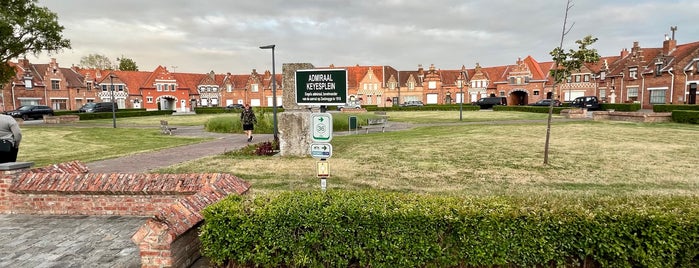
[259,44,275,49]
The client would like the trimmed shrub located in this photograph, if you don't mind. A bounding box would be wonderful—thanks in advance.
[200,191,699,267]
[672,110,699,124]
[599,103,641,112]
[494,105,567,114]
[654,104,699,113]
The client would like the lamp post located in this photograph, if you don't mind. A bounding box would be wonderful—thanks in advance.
[456,73,465,121]
[259,44,278,140]
[109,74,117,128]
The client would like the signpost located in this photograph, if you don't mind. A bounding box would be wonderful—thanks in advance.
[310,143,332,159]
[296,69,348,106]
[311,113,333,142]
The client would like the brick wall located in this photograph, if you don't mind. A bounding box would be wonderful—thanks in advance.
[0,160,251,268]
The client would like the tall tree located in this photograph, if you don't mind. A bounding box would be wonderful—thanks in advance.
[543,0,600,164]
[0,0,71,84]
[79,53,113,70]
[117,56,138,71]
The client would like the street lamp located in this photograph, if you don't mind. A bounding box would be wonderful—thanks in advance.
[456,72,465,121]
[259,44,278,140]
[109,74,117,128]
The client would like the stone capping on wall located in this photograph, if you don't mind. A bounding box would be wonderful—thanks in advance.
[1,160,252,268]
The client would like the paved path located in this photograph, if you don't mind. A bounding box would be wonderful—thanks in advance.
[87,126,272,173]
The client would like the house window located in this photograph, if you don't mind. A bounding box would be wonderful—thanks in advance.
[118,85,124,91]
[499,91,505,97]
[251,84,258,92]
[600,89,606,101]
[102,85,108,91]
[86,82,92,91]
[566,76,572,83]
[24,76,33,89]
[516,77,522,84]
[655,64,662,76]
[428,81,437,89]
[649,89,666,104]
[147,97,153,103]
[627,87,639,101]
[51,80,60,90]
[157,84,162,91]
[171,84,176,91]
[534,91,539,96]
[408,82,414,90]
[51,99,67,110]
[629,67,638,79]
[227,84,232,92]
[583,74,590,82]
[574,75,581,83]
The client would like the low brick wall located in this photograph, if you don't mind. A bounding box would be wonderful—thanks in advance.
[43,115,80,124]
[560,108,587,119]
[0,160,251,268]
[593,111,672,123]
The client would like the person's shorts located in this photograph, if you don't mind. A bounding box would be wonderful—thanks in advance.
[243,124,254,131]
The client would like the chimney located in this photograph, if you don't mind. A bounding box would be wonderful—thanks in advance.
[663,39,676,56]
[620,48,629,58]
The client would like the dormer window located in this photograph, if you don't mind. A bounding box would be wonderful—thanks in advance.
[251,84,258,92]
[51,79,60,90]
[428,81,437,89]
[583,74,590,82]
[655,63,662,76]
[87,82,92,91]
[24,75,33,89]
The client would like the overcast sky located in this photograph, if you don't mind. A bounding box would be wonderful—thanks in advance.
[27,0,698,75]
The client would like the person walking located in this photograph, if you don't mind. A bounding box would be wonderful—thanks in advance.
[240,104,257,142]
[0,114,22,163]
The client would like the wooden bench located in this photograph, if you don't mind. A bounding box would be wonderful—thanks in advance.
[363,117,388,133]
[160,120,177,135]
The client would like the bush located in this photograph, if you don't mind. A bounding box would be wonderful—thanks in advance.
[200,191,699,267]
[494,106,567,114]
[672,110,699,124]
[205,108,274,134]
[365,104,480,112]
[654,104,699,113]
[599,103,641,112]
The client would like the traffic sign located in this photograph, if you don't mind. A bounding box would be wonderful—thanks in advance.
[310,143,332,159]
[310,113,333,142]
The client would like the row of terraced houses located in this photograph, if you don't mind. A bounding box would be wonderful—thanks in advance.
[2,34,699,112]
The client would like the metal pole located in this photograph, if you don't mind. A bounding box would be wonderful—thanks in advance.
[110,74,116,128]
[260,44,278,140]
[459,72,464,121]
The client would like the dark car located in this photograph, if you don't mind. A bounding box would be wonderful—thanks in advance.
[5,105,54,120]
[78,102,117,113]
[400,100,424,107]
[570,96,600,110]
[531,99,562,107]
[474,97,507,109]
[225,104,244,110]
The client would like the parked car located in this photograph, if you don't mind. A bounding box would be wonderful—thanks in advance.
[474,97,507,109]
[78,102,117,113]
[225,104,244,110]
[531,99,562,107]
[570,96,600,110]
[337,101,361,111]
[400,100,424,107]
[5,105,54,120]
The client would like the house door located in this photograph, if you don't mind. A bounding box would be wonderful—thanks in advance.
[689,83,697,104]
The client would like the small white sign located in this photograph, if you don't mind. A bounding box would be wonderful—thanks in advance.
[311,113,333,142]
[310,143,332,159]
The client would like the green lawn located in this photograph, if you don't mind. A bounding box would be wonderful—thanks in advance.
[152,112,699,198]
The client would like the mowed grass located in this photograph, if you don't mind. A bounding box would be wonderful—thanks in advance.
[156,114,699,197]
[18,125,208,167]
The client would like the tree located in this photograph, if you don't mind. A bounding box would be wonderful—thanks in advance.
[0,0,71,84]
[79,53,113,70]
[543,0,600,165]
[117,56,138,71]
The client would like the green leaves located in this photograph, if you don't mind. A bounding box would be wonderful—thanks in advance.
[200,191,699,267]
[549,35,600,84]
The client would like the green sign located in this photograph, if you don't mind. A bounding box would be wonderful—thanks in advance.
[296,69,347,105]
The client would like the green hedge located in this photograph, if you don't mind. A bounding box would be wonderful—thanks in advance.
[200,191,699,267]
[493,106,567,114]
[195,106,285,114]
[672,110,699,124]
[654,104,699,113]
[75,110,173,120]
[362,104,480,112]
[599,103,641,112]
